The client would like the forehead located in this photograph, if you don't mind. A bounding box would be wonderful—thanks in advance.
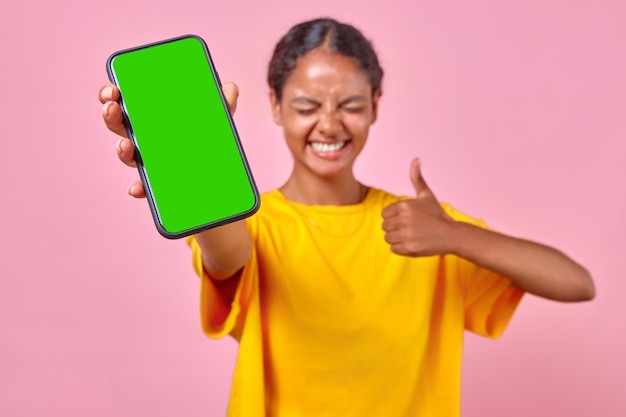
[283,49,371,96]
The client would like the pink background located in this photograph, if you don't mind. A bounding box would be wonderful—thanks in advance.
[1,0,624,416]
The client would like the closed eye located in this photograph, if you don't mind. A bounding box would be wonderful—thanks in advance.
[342,106,366,114]
[295,108,318,115]
[291,96,320,116]
[339,95,368,114]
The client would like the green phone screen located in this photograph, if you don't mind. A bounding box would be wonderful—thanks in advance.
[107,35,259,238]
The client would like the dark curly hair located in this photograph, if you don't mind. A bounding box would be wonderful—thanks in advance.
[268,18,383,101]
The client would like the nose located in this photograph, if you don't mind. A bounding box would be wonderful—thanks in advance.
[317,107,343,138]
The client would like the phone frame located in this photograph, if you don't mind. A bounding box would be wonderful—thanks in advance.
[106,35,259,239]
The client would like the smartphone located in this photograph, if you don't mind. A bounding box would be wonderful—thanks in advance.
[106,35,259,239]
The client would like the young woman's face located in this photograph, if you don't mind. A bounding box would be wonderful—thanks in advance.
[270,48,381,179]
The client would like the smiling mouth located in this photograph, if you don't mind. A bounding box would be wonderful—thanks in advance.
[309,141,350,153]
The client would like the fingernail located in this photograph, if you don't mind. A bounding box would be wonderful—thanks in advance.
[127,184,133,195]
[102,86,113,100]
[116,139,123,154]
[103,101,112,116]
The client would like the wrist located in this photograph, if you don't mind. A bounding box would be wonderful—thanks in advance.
[444,220,480,258]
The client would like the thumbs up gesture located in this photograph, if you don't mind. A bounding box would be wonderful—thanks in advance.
[382,158,455,257]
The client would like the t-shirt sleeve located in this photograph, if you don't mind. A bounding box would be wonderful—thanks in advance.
[442,204,525,339]
[458,258,524,338]
[186,218,260,341]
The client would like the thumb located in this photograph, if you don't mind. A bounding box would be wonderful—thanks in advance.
[410,158,431,197]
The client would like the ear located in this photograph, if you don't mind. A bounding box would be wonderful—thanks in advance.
[370,88,382,124]
[269,89,283,126]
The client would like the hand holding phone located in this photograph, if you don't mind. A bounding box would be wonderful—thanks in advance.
[100,82,241,198]
[106,35,259,239]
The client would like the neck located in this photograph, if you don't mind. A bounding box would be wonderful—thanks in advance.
[280,170,366,206]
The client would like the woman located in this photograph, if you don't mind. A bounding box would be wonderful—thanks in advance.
[99,18,594,417]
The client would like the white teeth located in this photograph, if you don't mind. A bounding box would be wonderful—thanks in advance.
[310,141,347,153]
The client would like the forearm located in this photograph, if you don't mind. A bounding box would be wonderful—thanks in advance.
[194,219,252,280]
[447,222,595,302]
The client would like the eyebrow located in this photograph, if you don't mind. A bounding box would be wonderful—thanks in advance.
[290,95,368,106]
[291,97,320,106]
[339,95,367,106]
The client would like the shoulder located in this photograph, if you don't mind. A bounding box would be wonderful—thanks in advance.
[246,187,489,229]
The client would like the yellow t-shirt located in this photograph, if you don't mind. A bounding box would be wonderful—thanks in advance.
[188,188,523,417]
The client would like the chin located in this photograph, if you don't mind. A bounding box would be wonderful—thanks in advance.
[306,160,354,179]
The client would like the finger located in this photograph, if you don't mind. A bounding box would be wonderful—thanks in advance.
[390,243,410,257]
[410,158,432,197]
[383,199,418,219]
[100,83,128,138]
[98,83,120,104]
[381,202,401,219]
[381,217,400,233]
[116,138,137,168]
[102,101,129,138]
[127,179,146,198]
[383,230,401,245]
[221,82,239,115]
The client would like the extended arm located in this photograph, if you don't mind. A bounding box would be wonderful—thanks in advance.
[382,159,595,302]
[194,220,252,280]
[447,222,594,301]
[99,82,251,281]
